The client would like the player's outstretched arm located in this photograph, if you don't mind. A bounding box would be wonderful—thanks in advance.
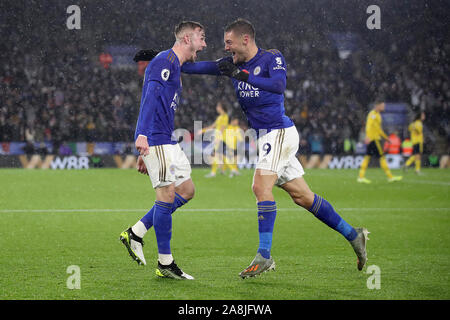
[181,60,221,75]
[133,49,221,76]
[181,56,286,95]
[218,60,286,94]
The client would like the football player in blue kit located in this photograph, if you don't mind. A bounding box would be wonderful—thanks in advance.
[120,21,206,280]
[134,19,369,278]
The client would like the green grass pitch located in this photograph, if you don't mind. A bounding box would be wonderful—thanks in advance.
[0,167,449,300]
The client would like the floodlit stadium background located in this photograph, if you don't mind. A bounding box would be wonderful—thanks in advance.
[0,0,448,169]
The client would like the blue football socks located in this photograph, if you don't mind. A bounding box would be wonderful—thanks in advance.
[309,194,357,241]
[257,201,277,259]
[153,200,173,254]
[140,193,188,230]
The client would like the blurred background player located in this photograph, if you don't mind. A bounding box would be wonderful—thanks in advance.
[357,100,403,184]
[119,21,207,280]
[404,112,425,174]
[223,116,243,177]
[199,102,230,177]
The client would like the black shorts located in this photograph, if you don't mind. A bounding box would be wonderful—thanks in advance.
[366,140,384,157]
[413,143,423,154]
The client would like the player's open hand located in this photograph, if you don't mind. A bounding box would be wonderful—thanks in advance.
[133,49,159,62]
[135,135,150,156]
[136,155,148,175]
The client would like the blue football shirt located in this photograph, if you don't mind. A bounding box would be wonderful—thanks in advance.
[182,48,293,133]
[135,49,182,146]
[226,48,293,131]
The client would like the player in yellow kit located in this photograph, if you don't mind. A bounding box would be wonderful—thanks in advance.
[404,112,425,174]
[223,117,243,177]
[358,100,403,183]
[202,102,229,177]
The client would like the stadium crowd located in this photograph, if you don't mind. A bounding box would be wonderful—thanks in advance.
[0,0,448,155]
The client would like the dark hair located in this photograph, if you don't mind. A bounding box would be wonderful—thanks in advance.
[224,18,255,39]
[414,111,423,120]
[374,97,385,105]
[174,21,204,38]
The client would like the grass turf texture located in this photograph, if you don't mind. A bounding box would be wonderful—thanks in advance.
[0,168,449,300]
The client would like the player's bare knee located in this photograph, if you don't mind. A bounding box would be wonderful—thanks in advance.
[251,182,264,197]
[182,186,195,201]
[290,190,314,209]
[157,193,175,203]
[175,178,195,201]
[292,194,309,208]
[252,183,272,201]
[156,184,176,203]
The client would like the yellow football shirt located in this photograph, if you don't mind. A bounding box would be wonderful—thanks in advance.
[408,120,423,145]
[365,110,388,141]
[224,124,243,150]
[215,114,229,133]
[213,114,229,142]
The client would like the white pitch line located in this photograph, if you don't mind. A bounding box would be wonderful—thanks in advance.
[0,207,448,213]
[401,179,450,186]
